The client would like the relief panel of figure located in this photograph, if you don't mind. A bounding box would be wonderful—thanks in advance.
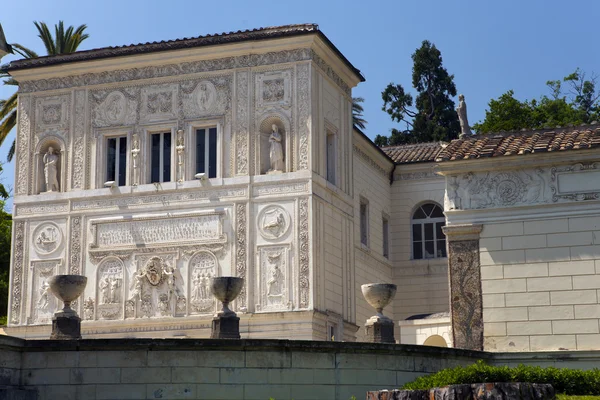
[96,258,124,320]
[189,251,218,314]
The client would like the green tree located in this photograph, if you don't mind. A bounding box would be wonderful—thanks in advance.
[0,21,89,161]
[377,40,460,146]
[352,97,367,130]
[474,69,600,134]
[0,162,10,324]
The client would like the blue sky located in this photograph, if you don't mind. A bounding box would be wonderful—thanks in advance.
[1,0,599,209]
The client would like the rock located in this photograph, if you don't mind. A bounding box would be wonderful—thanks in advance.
[367,383,556,400]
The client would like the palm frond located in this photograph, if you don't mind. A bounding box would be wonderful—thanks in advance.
[0,110,16,147]
[34,21,56,55]
[7,139,15,162]
[352,97,367,130]
[10,43,38,59]
[2,77,18,86]
[0,92,17,121]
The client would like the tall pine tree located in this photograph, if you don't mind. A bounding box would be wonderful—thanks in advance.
[376,40,460,146]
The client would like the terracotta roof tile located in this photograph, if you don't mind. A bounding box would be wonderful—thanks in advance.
[436,126,600,162]
[381,142,446,164]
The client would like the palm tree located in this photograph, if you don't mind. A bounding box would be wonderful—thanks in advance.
[352,97,367,130]
[0,21,89,161]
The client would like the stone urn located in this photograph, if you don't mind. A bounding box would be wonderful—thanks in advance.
[48,275,87,317]
[209,277,244,316]
[361,283,397,343]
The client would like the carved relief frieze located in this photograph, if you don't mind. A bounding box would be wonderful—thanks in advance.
[256,70,292,109]
[258,205,291,240]
[235,70,250,175]
[72,90,86,189]
[29,259,62,325]
[15,203,69,217]
[92,89,137,127]
[19,49,313,93]
[32,222,62,256]
[96,257,124,320]
[89,211,226,251]
[10,222,25,324]
[69,217,83,275]
[254,182,309,197]
[310,50,351,96]
[256,245,291,312]
[34,94,70,135]
[296,63,310,170]
[72,187,245,211]
[397,171,439,181]
[298,198,310,309]
[140,84,177,122]
[189,251,218,314]
[16,97,31,195]
[235,203,247,311]
[181,76,231,118]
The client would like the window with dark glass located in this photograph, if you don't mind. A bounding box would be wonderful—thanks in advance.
[150,132,172,183]
[412,203,446,260]
[196,127,217,178]
[106,136,127,186]
[360,198,369,246]
[383,215,390,259]
[326,131,336,184]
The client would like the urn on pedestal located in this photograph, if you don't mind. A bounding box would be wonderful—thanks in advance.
[361,283,397,343]
[47,275,87,339]
[209,277,244,339]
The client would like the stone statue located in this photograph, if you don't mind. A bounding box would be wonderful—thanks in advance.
[43,146,59,192]
[37,280,50,311]
[268,124,284,173]
[131,134,140,186]
[456,94,472,138]
[176,129,185,182]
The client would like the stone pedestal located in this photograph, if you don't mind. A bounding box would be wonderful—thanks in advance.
[211,314,240,339]
[365,317,395,344]
[50,314,82,340]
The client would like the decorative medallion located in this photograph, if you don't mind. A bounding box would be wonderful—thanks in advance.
[103,91,127,124]
[32,222,62,255]
[195,80,217,113]
[258,205,290,240]
[145,257,164,286]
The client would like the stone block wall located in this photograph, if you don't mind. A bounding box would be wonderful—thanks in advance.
[481,217,600,352]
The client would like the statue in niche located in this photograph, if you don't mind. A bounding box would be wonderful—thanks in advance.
[268,124,284,173]
[37,280,50,311]
[43,146,60,192]
[456,94,472,138]
[131,134,140,186]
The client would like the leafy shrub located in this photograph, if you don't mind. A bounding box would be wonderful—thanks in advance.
[401,360,600,395]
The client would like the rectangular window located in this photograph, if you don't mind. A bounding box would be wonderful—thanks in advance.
[150,132,172,183]
[326,131,336,184]
[360,199,369,246]
[196,127,218,178]
[106,136,127,186]
[382,216,389,259]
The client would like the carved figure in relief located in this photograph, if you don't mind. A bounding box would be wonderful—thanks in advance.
[158,293,170,316]
[176,129,185,182]
[268,124,285,173]
[36,226,58,250]
[130,269,146,301]
[83,297,94,320]
[446,176,461,210]
[456,94,472,138]
[100,277,111,304]
[131,134,140,186]
[263,212,285,237]
[43,146,60,192]
[267,255,283,297]
[110,277,121,303]
[106,94,122,122]
[198,83,210,109]
[37,280,50,311]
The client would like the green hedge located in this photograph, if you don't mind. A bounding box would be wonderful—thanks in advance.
[401,360,600,396]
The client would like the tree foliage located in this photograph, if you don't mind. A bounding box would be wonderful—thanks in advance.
[0,163,10,322]
[474,69,600,134]
[0,21,89,161]
[352,97,367,130]
[376,40,460,146]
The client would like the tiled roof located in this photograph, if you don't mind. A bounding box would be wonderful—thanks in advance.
[436,125,600,162]
[5,23,364,81]
[381,142,446,164]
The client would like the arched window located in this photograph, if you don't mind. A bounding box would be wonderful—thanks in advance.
[412,203,446,260]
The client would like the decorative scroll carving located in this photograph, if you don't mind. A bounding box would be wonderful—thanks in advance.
[15,203,69,217]
[257,246,290,312]
[298,198,310,309]
[258,205,290,240]
[140,84,177,122]
[89,212,225,250]
[19,49,313,93]
[35,95,70,134]
[10,222,25,324]
[31,260,61,324]
[72,90,86,189]
[447,239,483,351]
[256,70,291,108]
[296,63,310,170]
[236,203,247,311]
[550,162,600,202]
[353,145,389,179]
[235,70,249,175]
[96,258,124,320]
[397,171,439,181]
[254,182,308,197]
[73,187,245,211]
[32,222,62,255]
[16,98,31,195]
[189,251,218,314]
[70,217,82,275]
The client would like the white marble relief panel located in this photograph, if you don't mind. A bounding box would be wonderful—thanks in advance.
[140,84,178,123]
[180,76,231,118]
[188,251,218,315]
[31,222,63,256]
[255,70,292,109]
[95,257,125,321]
[256,245,291,312]
[34,94,70,136]
[29,259,62,325]
[254,203,294,245]
[92,89,138,127]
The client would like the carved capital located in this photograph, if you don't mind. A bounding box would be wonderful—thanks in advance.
[442,224,483,242]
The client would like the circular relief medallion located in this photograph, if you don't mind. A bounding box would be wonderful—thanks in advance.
[103,91,126,124]
[32,222,63,255]
[144,258,164,286]
[195,81,217,113]
[258,205,291,240]
[493,173,524,205]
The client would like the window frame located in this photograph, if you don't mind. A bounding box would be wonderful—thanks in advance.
[95,127,132,189]
[326,128,337,186]
[148,130,174,184]
[382,213,390,259]
[360,197,370,248]
[188,118,223,180]
[411,202,447,260]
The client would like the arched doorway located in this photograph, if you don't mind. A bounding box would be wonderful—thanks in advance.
[423,335,448,347]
